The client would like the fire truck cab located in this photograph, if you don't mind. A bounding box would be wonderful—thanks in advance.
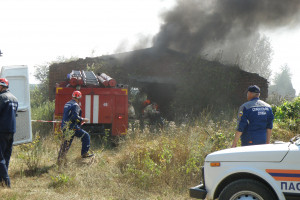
[54,70,128,137]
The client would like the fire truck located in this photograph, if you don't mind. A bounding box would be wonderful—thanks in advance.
[54,70,128,137]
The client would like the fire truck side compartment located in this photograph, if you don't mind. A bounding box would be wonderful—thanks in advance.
[54,87,128,136]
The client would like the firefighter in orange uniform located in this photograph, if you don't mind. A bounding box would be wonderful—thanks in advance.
[143,102,164,129]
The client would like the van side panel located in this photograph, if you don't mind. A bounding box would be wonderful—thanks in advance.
[1,66,32,145]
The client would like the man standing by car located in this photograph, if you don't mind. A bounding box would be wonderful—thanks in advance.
[0,78,18,187]
[232,85,274,147]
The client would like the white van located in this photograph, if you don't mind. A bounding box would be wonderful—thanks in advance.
[0,65,32,145]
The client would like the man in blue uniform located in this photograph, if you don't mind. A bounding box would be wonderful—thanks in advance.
[58,91,93,163]
[232,85,274,147]
[0,78,18,187]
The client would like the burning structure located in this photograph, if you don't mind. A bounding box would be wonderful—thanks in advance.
[49,47,268,119]
[49,0,300,119]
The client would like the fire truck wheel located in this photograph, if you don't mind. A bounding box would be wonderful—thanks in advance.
[218,179,277,200]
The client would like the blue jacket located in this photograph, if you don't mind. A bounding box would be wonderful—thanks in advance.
[236,98,274,146]
[0,90,18,134]
[61,99,83,130]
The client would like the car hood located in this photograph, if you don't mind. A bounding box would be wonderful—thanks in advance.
[206,143,290,162]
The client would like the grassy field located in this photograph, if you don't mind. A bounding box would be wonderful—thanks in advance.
[1,117,296,200]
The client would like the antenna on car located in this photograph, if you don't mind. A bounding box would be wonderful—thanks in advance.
[290,135,299,144]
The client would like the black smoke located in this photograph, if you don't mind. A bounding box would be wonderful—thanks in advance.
[153,0,300,55]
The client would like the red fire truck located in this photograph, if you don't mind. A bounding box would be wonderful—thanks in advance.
[54,70,128,137]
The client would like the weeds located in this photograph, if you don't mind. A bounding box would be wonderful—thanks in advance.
[117,118,235,192]
[49,173,74,188]
[273,96,300,134]
[56,122,76,166]
[16,133,43,174]
[9,97,298,199]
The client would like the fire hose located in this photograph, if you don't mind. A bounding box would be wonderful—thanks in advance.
[31,120,60,123]
[31,120,86,125]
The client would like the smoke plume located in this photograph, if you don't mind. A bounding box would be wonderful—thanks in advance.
[153,0,300,55]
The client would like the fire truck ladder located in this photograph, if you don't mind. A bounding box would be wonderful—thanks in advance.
[82,71,99,86]
[71,70,81,77]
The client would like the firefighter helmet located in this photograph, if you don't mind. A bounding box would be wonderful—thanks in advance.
[143,99,151,106]
[72,90,82,99]
[0,78,9,88]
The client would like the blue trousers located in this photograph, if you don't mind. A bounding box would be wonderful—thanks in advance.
[0,133,13,187]
[61,129,90,156]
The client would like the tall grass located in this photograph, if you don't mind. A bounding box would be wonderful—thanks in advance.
[6,115,236,199]
[6,107,297,199]
[117,118,236,192]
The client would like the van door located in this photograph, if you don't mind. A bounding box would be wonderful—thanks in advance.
[0,65,32,145]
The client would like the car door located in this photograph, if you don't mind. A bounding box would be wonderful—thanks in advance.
[0,65,32,145]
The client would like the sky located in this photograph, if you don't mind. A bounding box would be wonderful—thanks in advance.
[266,28,300,95]
[0,0,299,94]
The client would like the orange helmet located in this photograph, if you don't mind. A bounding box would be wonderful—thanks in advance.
[143,99,151,106]
[0,78,9,88]
[72,90,82,99]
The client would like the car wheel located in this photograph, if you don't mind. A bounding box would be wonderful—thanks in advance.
[219,179,277,200]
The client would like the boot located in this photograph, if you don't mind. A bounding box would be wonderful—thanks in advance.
[81,151,94,158]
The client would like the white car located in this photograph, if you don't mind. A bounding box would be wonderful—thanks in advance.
[190,136,300,200]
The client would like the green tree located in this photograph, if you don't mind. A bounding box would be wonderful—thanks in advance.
[238,34,273,80]
[30,56,78,135]
[208,34,273,80]
[31,56,78,107]
[31,65,49,108]
[269,65,296,102]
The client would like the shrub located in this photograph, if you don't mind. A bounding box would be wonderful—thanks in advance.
[17,133,43,174]
[272,96,300,133]
[31,100,55,136]
[118,118,235,191]
[49,173,74,188]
